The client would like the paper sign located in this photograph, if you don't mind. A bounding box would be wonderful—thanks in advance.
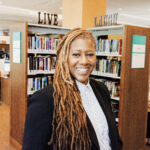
[131,35,146,69]
[13,32,21,63]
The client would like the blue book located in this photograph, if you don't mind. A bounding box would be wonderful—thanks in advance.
[96,39,99,52]
[36,36,40,50]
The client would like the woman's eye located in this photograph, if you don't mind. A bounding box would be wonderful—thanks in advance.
[72,53,80,57]
[87,53,94,56]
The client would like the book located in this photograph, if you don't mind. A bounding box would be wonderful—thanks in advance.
[96,39,122,55]
[27,75,53,94]
[94,57,121,77]
[28,34,60,51]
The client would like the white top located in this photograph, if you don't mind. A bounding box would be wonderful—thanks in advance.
[76,80,111,150]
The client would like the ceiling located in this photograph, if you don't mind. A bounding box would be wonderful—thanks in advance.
[107,0,150,27]
[0,0,62,30]
[0,0,150,30]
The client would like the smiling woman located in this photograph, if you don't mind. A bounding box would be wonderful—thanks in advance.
[68,35,96,85]
[22,28,122,150]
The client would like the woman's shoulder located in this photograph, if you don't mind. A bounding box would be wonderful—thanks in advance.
[27,83,54,109]
[90,78,106,89]
[32,83,54,98]
[22,84,54,150]
[90,78,110,98]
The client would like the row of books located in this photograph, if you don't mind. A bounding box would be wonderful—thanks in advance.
[103,80,120,98]
[96,79,120,98]
[28,35,59,50]
[94,58,121,77]
[28,76,53,93]
[96,39,122,55]
[28,56,56,72]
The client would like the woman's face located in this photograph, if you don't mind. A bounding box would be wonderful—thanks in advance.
[68,38,96,85]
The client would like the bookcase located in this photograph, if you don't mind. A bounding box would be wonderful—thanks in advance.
[10,23,150,150]
[0,35,10,105]
[148,56,150,111]
[90,26,123,126]
[0,35,9,59]
[9,22,69,149]
[89,25,150,150]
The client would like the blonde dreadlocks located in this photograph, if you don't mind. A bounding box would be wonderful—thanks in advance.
[50,28,96,150]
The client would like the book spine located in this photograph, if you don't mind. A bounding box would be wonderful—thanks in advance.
[39,57,43,70]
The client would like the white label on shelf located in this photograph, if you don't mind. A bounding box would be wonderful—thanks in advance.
[28,90,36,95]
[115,118,119,122]
[111,96,120,101]
[28,49,56,54]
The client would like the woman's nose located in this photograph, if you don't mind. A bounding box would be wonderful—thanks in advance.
[80,55,88,64]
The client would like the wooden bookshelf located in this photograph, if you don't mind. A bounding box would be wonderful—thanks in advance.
[0,35,10,55]
[148,54,150,112]
[10,22,69,148]
[10,23,150,150]
[0,34,10,105]
[89,25,150,150]
[120,26,150,150]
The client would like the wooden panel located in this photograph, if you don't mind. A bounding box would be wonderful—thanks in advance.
[148,54,150,111]
[10,22,27,145]
[1,78,11,105]
[119,25,150,150]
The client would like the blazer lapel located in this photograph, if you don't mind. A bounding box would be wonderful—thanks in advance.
[89,79,114,149]
[89,79,112,126]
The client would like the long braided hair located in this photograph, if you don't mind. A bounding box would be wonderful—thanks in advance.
[50,28,96,150]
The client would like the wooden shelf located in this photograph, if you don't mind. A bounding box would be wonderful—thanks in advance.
[28,69,55,75]
[28,49,56,55]
[111,96,120,101]
[91,71,120,79]
[27,90,36,95]
[115,118,119,122]
[96,51,122,57]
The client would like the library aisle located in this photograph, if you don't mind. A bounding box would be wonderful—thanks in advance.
[0,102,16,150]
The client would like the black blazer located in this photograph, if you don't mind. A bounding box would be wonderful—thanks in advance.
[22,79,122,150]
